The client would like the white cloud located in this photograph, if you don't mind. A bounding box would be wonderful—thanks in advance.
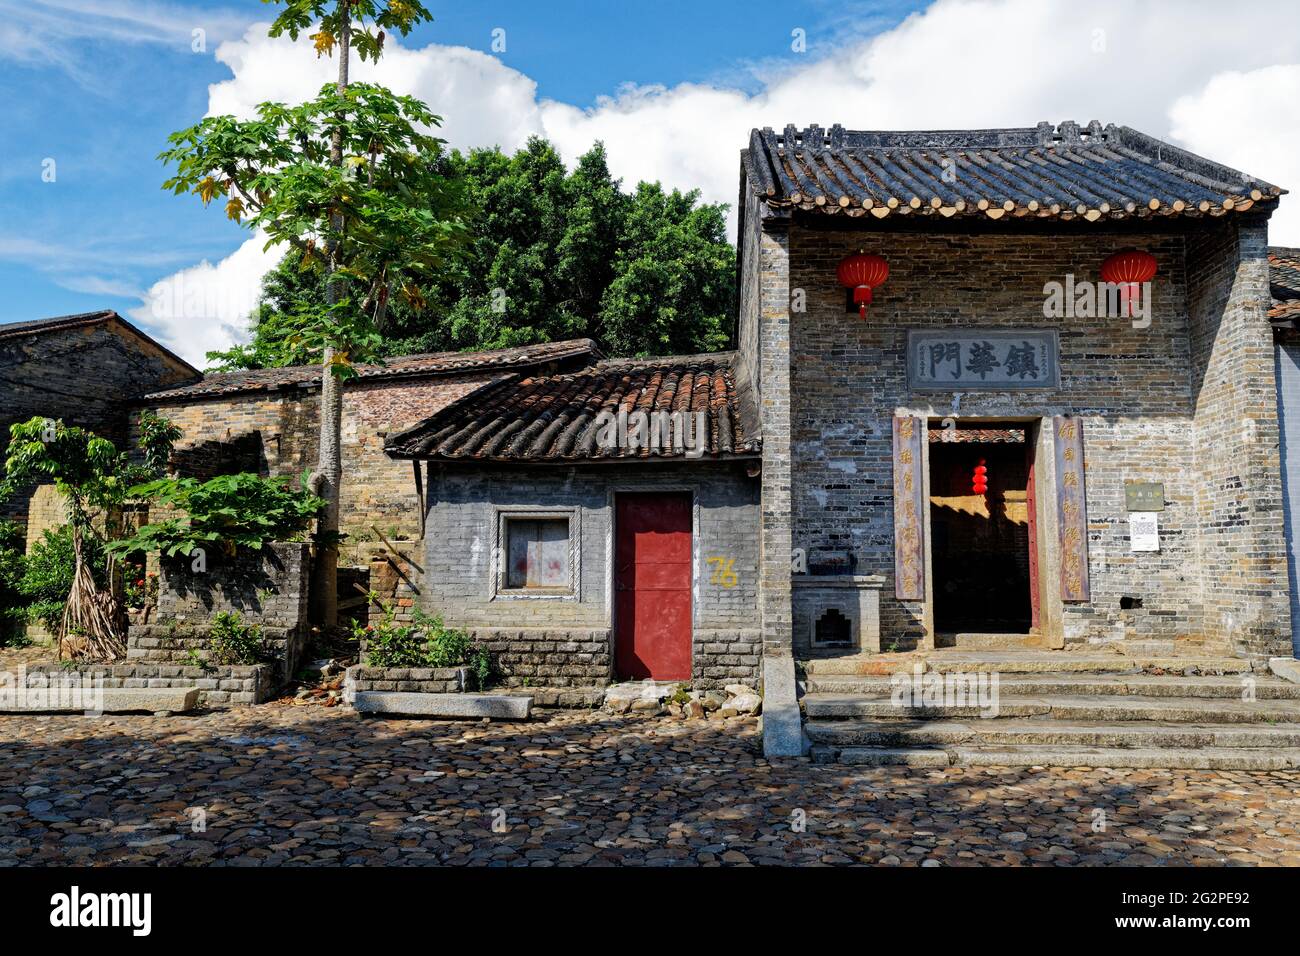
[1169,64,1300,243]
[140,0,1300,359]
[130,233,283,367]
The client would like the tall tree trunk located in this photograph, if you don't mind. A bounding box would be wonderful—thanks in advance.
[311,2,352,630]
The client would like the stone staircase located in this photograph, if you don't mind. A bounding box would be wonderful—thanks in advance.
[799,651,1300,770]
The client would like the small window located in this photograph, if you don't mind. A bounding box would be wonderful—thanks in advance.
[505,517,571,591]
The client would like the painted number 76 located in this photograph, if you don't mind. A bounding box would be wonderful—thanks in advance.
[707,557,738,588]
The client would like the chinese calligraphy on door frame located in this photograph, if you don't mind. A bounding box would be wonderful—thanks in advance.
[893,415,926,600]
[1053,415,1090,602]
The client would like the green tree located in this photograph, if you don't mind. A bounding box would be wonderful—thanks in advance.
[160,0,454,628]
[0,415,179,660]
[209,138,735,368]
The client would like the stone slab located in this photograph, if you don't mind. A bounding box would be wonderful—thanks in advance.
[821,744,1300,770]
[1270,657,1300,685]
[762,653,807,757]
[0,687,200,714]
[351,691,532,719]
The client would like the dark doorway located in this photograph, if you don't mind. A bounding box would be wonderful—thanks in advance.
[928,424,1034,633]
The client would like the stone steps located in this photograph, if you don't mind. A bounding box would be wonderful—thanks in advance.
[821,745,1300,771]
[800,652,1300,769]
[801,673,1300,699]
[800,653,1253,676]
[939,632,1040,650]
[805,718,1300,749]
[802,692,1300,723]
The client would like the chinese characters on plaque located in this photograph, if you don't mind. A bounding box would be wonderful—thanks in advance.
[1053,415,1090,601]
[908,329,1060,390]
[893,415,926,600]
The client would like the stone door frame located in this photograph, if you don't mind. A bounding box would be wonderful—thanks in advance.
[915,415,1066,650]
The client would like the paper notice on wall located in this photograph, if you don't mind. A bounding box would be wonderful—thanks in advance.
[1129,512,1160,552]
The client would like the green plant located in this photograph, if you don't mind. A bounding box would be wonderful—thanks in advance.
[17,527,107,633]
[356,603,492,688]
[0,519,27,644]
[668,685,692,707]
[121,559,159,611]
[110,472,325,558]
[205,611,269,666]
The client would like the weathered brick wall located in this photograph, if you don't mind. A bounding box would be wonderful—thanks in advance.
[780,223,1282,652]
[415,462,762,686]
[0,321,195,531]
[1186,218,1292,658]
[135,542,312,680]
[140,372,501,567]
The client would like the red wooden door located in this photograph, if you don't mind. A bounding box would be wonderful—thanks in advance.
[1026,450,1041,631]
[614,493,693,680]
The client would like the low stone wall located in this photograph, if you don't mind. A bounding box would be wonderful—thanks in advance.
[693,629,763,688]
[470,627,613,688]
[21,662,277,707]
[127,622,301,682]
[344,665,467,694]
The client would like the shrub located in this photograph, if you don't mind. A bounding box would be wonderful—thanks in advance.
[205,611,269,666]
[357,604,492,689]
[18,526,106,632]
[0,520,27,644]
[110,472,326,559]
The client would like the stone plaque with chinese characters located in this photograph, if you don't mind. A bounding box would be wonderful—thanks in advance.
[1053,415,1090,602]
[892,415,926,600]
[907,329,1060,390]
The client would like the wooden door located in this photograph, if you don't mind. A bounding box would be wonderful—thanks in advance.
[614,493,693,680]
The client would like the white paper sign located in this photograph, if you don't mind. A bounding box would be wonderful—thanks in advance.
[1129,512,1160,552]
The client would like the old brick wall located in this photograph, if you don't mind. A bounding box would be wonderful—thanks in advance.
[140,371,502,567]
[783,223,1266,650]
[0,321,195,531]
[417,462,761,687]
[1186,218,1292,658]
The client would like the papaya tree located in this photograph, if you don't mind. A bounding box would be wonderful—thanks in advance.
[158,0,459,628]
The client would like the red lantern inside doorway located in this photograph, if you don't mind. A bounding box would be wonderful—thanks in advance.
[972,458,988,495]
[837,252,889,317]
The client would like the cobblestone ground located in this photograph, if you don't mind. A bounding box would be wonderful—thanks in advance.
[3,702,1300,866]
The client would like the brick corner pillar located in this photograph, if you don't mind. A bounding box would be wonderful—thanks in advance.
[754,221,804,756]
[1187,215,1293,660]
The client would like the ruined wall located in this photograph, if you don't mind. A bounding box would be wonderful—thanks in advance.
[787,225,1227,648]
[140,372,502,567]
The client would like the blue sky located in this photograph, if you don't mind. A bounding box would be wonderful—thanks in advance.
[2,0,1298,365]
[0,0,916,331]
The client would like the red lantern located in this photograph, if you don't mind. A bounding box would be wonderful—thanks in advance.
[1100,249,1157,317]
[972,459,988,495]
[837,252,889,317]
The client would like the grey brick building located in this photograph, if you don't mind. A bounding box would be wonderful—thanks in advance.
[4,121,1297,757]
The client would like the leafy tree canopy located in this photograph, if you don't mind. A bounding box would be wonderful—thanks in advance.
[207,138,735,370]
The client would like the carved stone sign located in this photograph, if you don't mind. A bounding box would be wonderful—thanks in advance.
[892,416,926,601]
[1053,415,1090,602]
[907,329,1060,390]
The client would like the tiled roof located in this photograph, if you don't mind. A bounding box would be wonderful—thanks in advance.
[142,338,602,401]
[0,310,199,374]
[743,121,1284,222]
[385,352,759,462]
[1271,247,1300,333]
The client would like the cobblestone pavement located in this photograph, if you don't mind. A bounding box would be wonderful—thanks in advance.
[3,703,1300,866]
